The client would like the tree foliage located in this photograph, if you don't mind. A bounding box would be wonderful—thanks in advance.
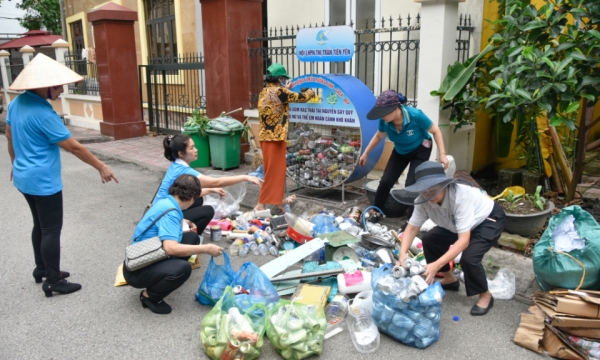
[432,0,600,191]
[16,0,61,34]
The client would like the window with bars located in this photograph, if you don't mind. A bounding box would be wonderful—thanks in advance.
[70,20,85,57]
[144,0,178,63]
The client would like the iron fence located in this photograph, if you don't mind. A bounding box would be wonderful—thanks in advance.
[64,51,100,96]
[4,57,24,86]
[248,14,475,108]
[139,53,207,134]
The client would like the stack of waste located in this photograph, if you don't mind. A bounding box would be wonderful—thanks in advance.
[286,125,362,189]
[266,299,327,360]
[370,263,445,349]
[514,290,600,359]
[200,286,268,360]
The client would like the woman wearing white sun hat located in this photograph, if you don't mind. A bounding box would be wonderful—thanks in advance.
[5,53,118,297]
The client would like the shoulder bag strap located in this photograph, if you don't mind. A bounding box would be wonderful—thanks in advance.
[133,208,177,242]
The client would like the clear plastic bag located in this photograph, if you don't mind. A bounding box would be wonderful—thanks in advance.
[487,268,516,300]
[310,214,340,236]
[266,299,327,360]
[200,286,268,360]
[204,182,246,219]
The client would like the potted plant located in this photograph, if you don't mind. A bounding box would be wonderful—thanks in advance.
[183,109,211,168]
[498,186,555,237]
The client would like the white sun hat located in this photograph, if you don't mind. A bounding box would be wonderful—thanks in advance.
[9,53,83,91]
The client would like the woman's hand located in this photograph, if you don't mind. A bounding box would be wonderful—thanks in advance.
[397,253,408,268]
[423,261,442,284]
[99,164,119,184]
[245,176,263,187]
[185,219,197,232]
[359,152,368,167]
[439,154,449,170]
[211,188,226,198]
[204,244,224,257]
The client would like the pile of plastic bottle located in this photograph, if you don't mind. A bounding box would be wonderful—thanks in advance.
[370,263,445,349]
[286,125,362,189]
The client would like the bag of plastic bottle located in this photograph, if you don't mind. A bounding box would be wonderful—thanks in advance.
[204,182,246,219]
[200,286,268,360]
[231,262,280,310]
[370,264,445,349]
[265,299,327,360]
[196,252,236,305]
[310,214,340,236]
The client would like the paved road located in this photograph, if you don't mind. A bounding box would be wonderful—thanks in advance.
[0,136,542,360]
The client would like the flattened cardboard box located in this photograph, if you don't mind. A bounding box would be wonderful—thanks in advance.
[533,291,600,319]
[536,303,600,328]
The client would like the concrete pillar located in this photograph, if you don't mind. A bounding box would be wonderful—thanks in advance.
[0,50,9,91]
[53,39,71,115]
[200,0,263,159]
[415,0,474,171]
[87,2,146,140]
[20,45,35,65]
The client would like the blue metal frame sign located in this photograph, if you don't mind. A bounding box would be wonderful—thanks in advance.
[296,25,354,62]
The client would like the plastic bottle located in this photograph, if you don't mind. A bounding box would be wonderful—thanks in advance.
[229,239,242,256]
[238,244,249,257]
[337,271,372,295]
[268,245,278,256]
[258,243,268,256]
[347,313,380,354]
[284,212,315,237]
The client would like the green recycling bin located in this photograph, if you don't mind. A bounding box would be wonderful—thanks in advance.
[206,117,244,170]
[182,125,211,168]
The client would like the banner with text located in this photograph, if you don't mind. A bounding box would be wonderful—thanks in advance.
[296,25,354,62]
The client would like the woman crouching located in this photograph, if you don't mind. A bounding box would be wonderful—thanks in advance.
[124,174,223,314]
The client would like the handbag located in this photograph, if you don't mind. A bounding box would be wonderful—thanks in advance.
[125,208,177,271]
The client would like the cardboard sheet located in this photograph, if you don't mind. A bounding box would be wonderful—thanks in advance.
[537,303,600,328]
[513,313,545,353]
[558,326,600,339]
[542,326,585,360]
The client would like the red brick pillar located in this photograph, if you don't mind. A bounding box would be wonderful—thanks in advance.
[200,0,263,158]
[88,2,146,140]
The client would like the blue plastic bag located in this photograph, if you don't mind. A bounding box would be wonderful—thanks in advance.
[231,262,280,310]
[196,252,236,305]
[370,263,444,349]
[310,214,340,236]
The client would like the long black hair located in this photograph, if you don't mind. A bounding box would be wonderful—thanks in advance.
[163,134,190,162]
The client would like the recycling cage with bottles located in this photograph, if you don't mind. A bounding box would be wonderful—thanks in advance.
[286,74,383,190]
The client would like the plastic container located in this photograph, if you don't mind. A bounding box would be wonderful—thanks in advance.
[206,117,244,170]
[337,271,372,295]
[353,290,374,315]
[347,313,381,354]
[182,126,211,168]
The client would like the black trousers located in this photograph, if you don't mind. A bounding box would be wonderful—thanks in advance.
[374,144,432,216]
[22,191,63,283]
[123,231,200,302]
[421,202,506,297]
[183,197,214,234]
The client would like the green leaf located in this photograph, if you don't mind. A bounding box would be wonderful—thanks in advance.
[582,94,596,102]
[489,79,503,91]
[556,42,576,52]
[588,29,600,40]
[523,18,547,32]
[555,57,573,75]
[540,102,553,113]
[515,66,533,74]
[553,83,567,92]
[437,44,498,102]
[569,51,587,61]
[515,89,532,101]
[565,102,580,113]
[582,76,600,87]
[508,46,523,57]
[541,57,556,72]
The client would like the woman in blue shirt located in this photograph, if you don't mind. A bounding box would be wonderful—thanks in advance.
[5,54,118,297]
[156,134,262,234]
[359,90,449,221]
[124,174,223,314]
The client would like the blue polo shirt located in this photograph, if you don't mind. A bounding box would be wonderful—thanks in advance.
[7,91,71,196]
[378,106,432,155]
[132,195,183,244]
[154,159,201,204]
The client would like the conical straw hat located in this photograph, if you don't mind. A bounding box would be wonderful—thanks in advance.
[9,53,84,91]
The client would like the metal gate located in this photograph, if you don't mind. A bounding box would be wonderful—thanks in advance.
[139,54,207,134]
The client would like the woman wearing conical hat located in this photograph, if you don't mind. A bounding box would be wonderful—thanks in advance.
[5,53,118,297]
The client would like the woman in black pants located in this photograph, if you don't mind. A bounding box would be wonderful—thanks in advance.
[154,134,263,233]
[124,174,224,314]
[359,90,449,220]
